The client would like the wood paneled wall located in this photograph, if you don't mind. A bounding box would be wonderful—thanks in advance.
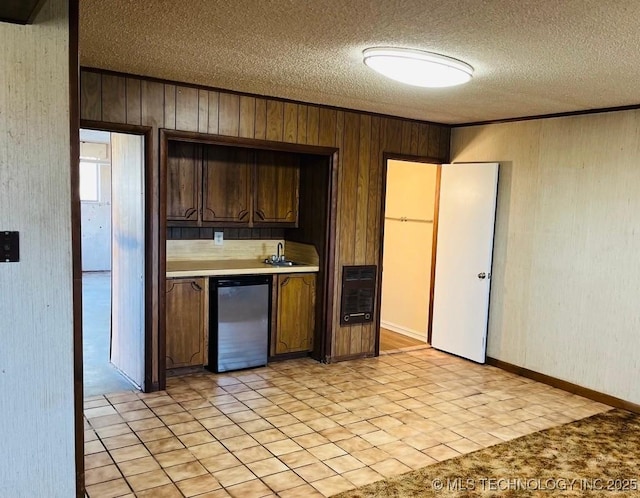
[80,67,451,368]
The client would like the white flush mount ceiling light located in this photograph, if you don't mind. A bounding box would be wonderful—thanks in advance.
[363,47,473,88]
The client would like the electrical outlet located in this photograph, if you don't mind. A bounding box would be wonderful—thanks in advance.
[214,231,224,246]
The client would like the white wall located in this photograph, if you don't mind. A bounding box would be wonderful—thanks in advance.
[451,111,640,405]
[0,0,76,496]
[381,160,437,340]
[80,130,112,271]
[81,163,112,271]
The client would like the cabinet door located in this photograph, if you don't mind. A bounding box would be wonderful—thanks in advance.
[275,274,315,355]
[202,145,252,224]
[254,150,299,226]
[165,278,206,368]
[167,141,200,223]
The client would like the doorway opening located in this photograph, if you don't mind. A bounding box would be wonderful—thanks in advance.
[80,129,146,396]
[379,159,439,353]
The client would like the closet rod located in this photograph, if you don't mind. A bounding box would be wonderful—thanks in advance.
[385,216,433,223]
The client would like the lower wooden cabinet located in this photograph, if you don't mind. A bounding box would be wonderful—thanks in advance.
[165,277,207,368]
[273,273,316,355]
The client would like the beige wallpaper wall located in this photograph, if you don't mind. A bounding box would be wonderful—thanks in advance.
[0,0,75,494]
[451,110,640,405]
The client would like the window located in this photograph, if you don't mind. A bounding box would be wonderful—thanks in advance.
[80,141,110,202]
[79,161,100,202]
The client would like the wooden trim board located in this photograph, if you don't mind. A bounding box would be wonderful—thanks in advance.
[427,165,441,344]
[69,0,84,494]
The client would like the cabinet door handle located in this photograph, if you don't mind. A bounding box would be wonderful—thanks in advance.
[191,281,202,291]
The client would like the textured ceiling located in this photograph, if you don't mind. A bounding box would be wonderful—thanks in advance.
[79,0,640,124]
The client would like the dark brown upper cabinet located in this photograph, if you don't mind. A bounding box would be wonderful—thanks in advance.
[167,141,200,223]
[202,146,251,224]
[167,141,299,228]
[254,150,300,227]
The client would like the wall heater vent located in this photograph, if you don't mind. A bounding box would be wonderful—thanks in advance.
[340,265,377,325]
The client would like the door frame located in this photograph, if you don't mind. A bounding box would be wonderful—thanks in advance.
[375,152,443,355]
[159,129,338,389]
[78,120,155,392]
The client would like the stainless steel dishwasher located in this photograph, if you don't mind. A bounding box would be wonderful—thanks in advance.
[208,275,271,373]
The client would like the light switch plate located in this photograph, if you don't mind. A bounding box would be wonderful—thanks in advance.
[214,231,224,245]
[1,231,19,262]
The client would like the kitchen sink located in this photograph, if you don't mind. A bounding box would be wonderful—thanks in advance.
[263,258,303,267]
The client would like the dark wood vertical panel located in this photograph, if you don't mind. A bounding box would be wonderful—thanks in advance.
[427,124,440,158]
[164,84,176,129]
[254,98,267,140]
[80,70,101,121]
[283,102,298,143]
[354,114,371,264]
[410,122,420,155]
[207,91,219,135]
[356,115,372,355]
[126,78,142,125]
[318,108,337,147]
[401,121,413,155]
[333,110,348,358]
[366,116,382,265]
[219,93,240,136]
[384,118,403,153]
[296,104,308,144]
[328,144,340,360]
[307,106,320,145]
[266,100,284,141]
[141,81,164,128]
[175,86,199,132]
[417,123,430,156]
[100,74,126,123]
[342,113,362,356]
[239,96,256,138]
[182,227,200,239]
[439,126,450,161]
[198,90,209,133]
[364,116,381,355]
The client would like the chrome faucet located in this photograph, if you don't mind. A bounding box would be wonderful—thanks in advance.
[277,242,284,261]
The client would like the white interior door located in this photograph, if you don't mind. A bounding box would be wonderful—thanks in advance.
[431,162,499,363]
[110,132,145,389]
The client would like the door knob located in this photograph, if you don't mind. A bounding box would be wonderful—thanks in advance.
[478,272,486,279]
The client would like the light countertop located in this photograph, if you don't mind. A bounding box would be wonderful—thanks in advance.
[166,259,320,278]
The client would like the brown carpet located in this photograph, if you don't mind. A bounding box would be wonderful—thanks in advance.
[336,409,640,497]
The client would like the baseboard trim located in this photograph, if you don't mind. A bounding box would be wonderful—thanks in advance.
[486,357,640,414]
[380,321,426,342]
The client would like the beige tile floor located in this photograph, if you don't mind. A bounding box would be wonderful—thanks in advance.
[84,348,610,497]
